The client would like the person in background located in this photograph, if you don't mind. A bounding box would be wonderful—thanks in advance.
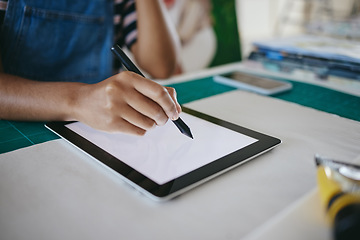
[0,0,182,136]
[163,0,216,73]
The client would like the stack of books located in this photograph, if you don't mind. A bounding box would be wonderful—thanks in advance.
[247,35,360,81]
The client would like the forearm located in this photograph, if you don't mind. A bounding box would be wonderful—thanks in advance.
[0,73,82,121]
[0,71,181,135]
[133,0,180,79]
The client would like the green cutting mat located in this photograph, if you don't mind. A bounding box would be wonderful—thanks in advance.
[0,120,59,154]
[167,77,360,122]
[1,76,359,154]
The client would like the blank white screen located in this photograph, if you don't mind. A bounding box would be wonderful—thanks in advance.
[66,113,257,185]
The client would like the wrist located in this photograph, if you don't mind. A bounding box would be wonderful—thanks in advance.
[63,82,88,122]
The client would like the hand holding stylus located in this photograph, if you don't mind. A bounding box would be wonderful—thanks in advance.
[73,68,182,136]
[111,45,193,138]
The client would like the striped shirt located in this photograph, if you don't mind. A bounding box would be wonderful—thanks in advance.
[0,0,138,73]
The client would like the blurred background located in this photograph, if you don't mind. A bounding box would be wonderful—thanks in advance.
[162,0,360,73]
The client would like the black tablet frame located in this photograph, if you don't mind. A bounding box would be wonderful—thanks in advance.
[46,107,281,201]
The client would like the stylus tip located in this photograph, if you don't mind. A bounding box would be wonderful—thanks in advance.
[172,118,193,139]
[183,130,193,139]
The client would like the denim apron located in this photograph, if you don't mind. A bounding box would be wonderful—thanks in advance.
[0,0,113,83]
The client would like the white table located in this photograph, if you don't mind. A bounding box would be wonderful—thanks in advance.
[1,65,360,240]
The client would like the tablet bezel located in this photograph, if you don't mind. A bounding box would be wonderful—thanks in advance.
[46,107,281,201]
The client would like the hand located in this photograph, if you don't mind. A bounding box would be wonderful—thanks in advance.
[73,71,181,135]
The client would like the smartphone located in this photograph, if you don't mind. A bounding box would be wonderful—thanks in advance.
[213,71,292,95]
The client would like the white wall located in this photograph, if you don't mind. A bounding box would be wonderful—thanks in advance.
[236,0,356,57]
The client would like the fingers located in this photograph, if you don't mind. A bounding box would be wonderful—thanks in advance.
[165,86,182,115]
[131,73,180,121]
[118,104,157,131]
[91,71,181,135]
[102,77,158,131]
[125,90,169,126]
[110,118,147,136]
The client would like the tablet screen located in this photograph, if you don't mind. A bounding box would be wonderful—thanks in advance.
[47,107,281,200]
[66,113,258,185]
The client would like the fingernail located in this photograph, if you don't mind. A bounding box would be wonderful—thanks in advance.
[171,111,179,120]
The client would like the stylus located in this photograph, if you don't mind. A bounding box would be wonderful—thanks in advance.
[111,44,193,139]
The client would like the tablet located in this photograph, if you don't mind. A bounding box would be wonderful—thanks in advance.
[46,107,281,201]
